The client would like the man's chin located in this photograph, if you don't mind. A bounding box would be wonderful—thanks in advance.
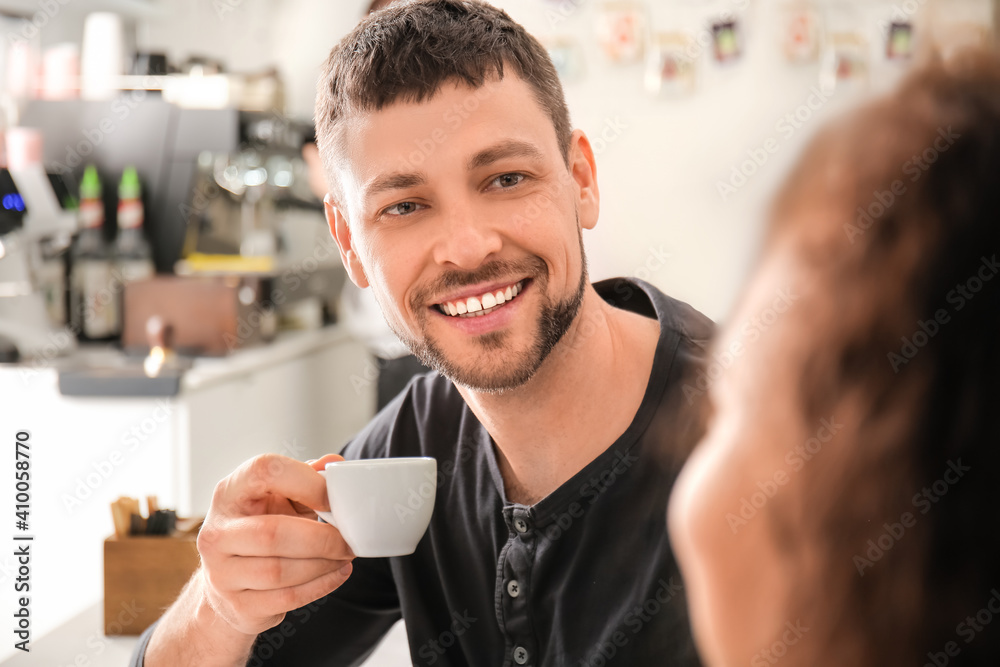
[442,365,538,395]
[399,265,587,393]
[414,339,541,394]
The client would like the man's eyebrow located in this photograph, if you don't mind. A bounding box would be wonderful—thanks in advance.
[361,140,543,199]
[467,140,546,171]
[363,172,427,199]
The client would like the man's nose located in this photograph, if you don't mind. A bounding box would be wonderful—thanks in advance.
[431,200,503,270]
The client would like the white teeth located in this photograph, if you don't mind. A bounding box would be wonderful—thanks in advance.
[438,280,525,318]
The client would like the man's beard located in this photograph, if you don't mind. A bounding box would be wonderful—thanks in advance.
[384,236,589,394]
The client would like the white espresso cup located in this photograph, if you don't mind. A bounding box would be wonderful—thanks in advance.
[316,457,437,557]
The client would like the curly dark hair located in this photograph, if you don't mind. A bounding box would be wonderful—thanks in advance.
[765,49,1000,666]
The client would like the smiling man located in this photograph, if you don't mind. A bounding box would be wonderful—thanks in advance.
[135,2,711,666]
[332,84,589,395]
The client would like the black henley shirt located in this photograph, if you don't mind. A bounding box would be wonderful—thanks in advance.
[131,277,712,667]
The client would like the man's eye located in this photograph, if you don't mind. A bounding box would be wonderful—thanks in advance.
[491,173,525,189]
[383,201,422,216]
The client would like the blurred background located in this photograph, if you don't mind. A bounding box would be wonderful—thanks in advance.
[0,0,995,664]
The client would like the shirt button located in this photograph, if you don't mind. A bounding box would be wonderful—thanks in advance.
[507,579,521,598]
[514,518,529,533]
[513,645,529,664]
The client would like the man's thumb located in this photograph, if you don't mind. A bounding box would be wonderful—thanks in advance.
[307,453,345,471]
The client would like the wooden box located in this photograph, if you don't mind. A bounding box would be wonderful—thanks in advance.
[103,534,201,635]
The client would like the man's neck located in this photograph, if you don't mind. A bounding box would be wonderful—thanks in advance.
[457,284,661,505]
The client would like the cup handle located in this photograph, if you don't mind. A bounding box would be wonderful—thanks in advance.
[315,469,337,527]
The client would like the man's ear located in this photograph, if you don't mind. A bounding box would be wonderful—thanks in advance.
[568,129,599,231]
[325,195,369,288]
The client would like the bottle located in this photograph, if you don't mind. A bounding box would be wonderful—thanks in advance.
[114,166,154,282]
[40,173,77,329]
[69,165,120,340]
[38,234,71,327]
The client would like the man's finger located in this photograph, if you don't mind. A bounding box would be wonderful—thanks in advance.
[289,454,344,515]
[212,556,352,592]
[202,513,354,560]
[232,563,354,618]
[308,453,345,472]
[221,454,330,514]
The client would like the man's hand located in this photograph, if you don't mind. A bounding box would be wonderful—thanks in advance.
[196,452,355,636]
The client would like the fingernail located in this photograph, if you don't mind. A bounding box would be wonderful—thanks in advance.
[339,563,353,576]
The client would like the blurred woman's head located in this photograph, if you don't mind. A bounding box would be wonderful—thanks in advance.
[669,49,1000,666]
[367,0,398,13]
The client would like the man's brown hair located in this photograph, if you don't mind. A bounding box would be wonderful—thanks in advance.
[314,0,572,197]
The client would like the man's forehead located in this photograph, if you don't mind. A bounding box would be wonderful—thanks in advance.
[338,74,534,139]
[331,75,559,196]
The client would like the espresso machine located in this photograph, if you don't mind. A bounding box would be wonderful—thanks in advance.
[0,152,79,361]
[13,98,344,360]
[166,111,345,341]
